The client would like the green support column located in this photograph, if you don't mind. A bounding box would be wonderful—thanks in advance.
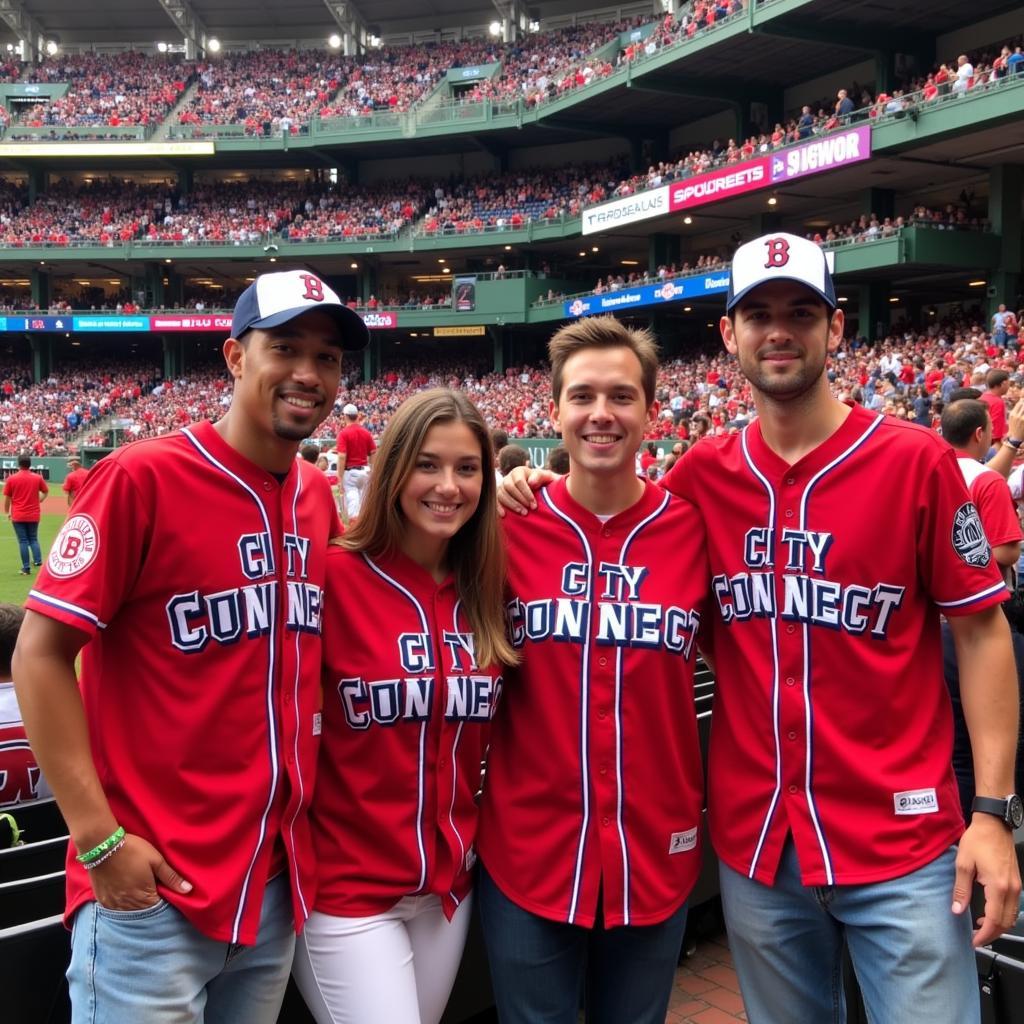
[874,52,895,96]
[161,335,179,379]
[857,282,890,342]
[177,167,193,194]
[488,325,504,373]
[30,268,49,308]
[359,266,377,302]
[988,164,1022,315]
[145,262,166,307]
[28,335,50,381]
[27,167,45,204]
[648,233,680,273]
[362,332,380,381]
[863,188,894,220]
[754,212,783,234]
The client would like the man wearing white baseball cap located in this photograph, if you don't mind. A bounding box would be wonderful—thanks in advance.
[666,232,1020,1023]
[497,233,1021,1022]
[336,401,375,521]
[14,268,367,1024]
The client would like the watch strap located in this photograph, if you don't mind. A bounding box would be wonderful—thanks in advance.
[972,795,1013,824]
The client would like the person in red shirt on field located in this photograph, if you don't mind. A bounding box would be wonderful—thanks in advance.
[62,457,89,508]
[3,454,48,574]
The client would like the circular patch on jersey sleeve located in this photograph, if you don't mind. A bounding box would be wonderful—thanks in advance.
[47,514,100,578]
[951,502,991,567]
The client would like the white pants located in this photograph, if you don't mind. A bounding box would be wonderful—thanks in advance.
[292,894,472,1024]
[342,467,370,519]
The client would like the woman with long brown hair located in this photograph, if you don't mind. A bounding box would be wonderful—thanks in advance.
[293,387,515,1024]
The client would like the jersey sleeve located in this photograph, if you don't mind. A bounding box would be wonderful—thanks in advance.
[26,458,152,638]
[973,472,1023,548]
[917,447,1007,616]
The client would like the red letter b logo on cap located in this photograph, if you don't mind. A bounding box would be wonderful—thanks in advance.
[763,237,790,268]
[299,273,325,302]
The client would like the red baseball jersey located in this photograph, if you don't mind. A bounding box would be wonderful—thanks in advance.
[477,478,709,928]
[4,469,47,521]
[336,423,376,468]
[955,455,1023,551]
[662,404,1007,887]
[313,546,500,920]
[981,390,1008,442]
[0,681,50,807]
[25,420,340,943]
[62,467,89,503]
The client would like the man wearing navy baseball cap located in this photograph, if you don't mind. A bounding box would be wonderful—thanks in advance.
[14,267,365,1023]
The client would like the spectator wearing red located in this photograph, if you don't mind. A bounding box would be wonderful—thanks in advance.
[3,453,48,574]
[981,368,1011,444]
[62,457,89,507]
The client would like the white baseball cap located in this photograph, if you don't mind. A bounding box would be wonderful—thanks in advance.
[231,270,369,350]
[726,232,836,312]
[342,403,358,416]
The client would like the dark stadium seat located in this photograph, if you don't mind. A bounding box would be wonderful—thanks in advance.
[0,833,68,882]
[0,915,70,1024]
[0,870,66,929]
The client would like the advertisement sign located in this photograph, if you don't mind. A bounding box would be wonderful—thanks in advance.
[434,325,486,337]
[668,158,769,212]
[149,315,233,332]
[361,312,398,329]
[582,185,669,236]
[454,276,477,312]
[72,316,149,332]
[564,273,730,318]
[770,126,871,184]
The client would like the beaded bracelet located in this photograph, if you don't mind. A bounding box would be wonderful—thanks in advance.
[82,837,126,871]
[76,825,126,865]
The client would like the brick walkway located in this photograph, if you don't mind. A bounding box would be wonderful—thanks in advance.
[667,931,747,1023]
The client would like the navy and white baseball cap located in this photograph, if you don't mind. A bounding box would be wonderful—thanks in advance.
[726,232,836,312]
[231,270,370,351]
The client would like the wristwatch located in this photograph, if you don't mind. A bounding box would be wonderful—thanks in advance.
[972,794,1024,829]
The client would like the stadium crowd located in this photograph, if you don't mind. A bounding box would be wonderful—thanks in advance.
[4,308,1016,456]
[12,52,191,129]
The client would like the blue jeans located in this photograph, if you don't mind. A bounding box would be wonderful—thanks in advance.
[68,875,295,1024]
[477,866,688,1024]
[720,842,978,1024]
[12,519,41,570]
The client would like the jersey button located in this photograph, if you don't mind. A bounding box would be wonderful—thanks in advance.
[602,528,611,538]
[786,625,796,635]
[786,477,796,485]
[597,708,607,720]
[263,480,273,491]
[784,509,794,518]
[602,816,610,827]
[787,731,797,741]
[788,784,798,794]
[599,763,608,775]
[439,759,447,770]
[598,656,608,667]
[785,676,795,686]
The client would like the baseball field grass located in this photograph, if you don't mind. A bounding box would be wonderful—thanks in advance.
[0,504,64,606]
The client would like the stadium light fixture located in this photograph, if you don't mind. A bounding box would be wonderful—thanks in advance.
[528,20,540,32]
[442,268,451,274]
[578,251,586,257]
[767,195,778,206]
[328,33,342,49]
[968,279,986,287]
[620,260,638,266]
[683,215,693,225]
[591,245,599,252]
[207,37,221,53]
[489,21,502,36]
[269,256,277,263]
[368,35,381,48]
[350,262,358,269]
[837,296,848,303]
[889,296,899,303]
[157,42,168,53]
[39,261,45,265]
[503,245,511,251]
[683,306,692,312]
[437,257,446,263]
[164,258,172,263]
[45,40,58,56]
